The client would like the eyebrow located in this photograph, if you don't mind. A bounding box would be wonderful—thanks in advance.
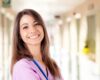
[20,21,38,27]
[20,23,28,27]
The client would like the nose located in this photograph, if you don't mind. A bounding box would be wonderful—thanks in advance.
[30,26,36,33]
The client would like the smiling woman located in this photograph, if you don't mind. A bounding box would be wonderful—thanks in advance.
[19,15,44,46]
[10,9,63,80]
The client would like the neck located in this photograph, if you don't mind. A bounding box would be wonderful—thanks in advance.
[27,44,42,61]
[34,54,43,62]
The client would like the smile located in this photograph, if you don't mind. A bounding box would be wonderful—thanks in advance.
[28,34,40,39]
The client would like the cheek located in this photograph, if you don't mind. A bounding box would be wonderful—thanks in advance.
[41,29,44,37]
[41,31,45,41]
[20,30,27,41]
[42,31,44,37]
[40,28,44,35]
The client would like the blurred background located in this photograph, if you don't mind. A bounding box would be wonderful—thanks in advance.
[0,0,100,80]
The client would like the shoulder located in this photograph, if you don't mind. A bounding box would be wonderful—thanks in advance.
[12,58,40,80]
[13,58,32,75]
[13,58,31,68]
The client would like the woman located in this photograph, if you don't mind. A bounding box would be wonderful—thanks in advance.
[11,9,63,80]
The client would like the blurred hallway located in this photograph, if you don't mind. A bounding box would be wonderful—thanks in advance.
[0,0,100,80]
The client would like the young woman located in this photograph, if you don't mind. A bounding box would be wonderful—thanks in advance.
[11,9,63,80]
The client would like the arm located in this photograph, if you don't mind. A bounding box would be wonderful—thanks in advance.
[12,59,40,80]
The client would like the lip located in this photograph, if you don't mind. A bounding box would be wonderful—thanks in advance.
[28,34,40,39]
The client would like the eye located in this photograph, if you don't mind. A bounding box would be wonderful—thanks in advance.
[23,26,28,29]
[34,23,41,27]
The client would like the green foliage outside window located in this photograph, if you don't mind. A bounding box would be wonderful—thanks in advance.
[2,0,11,7]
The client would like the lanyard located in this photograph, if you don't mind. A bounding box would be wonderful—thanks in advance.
[33,60,48,80]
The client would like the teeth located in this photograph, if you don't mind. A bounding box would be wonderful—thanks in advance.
[29,35,39,39]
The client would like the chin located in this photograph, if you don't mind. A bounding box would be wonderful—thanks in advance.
[28,41,41,45]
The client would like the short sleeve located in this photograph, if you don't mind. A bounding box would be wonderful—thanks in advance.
[12,59,40,80]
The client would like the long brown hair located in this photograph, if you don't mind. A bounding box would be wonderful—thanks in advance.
[11,9,61,77]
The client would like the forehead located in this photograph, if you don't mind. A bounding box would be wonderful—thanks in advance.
[20,15,35,22]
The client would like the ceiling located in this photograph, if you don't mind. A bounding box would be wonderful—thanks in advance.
[11,0,86,21]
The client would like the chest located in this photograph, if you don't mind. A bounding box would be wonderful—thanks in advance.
[30,61,54,80]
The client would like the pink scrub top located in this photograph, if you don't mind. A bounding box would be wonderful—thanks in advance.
[12,58,63,80]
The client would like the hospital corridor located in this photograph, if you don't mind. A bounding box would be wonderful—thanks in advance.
[0,0,100,80]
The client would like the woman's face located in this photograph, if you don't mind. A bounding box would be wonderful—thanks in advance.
[19,15,44,46]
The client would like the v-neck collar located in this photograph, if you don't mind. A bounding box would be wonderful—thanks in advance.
[32,59,48,80]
